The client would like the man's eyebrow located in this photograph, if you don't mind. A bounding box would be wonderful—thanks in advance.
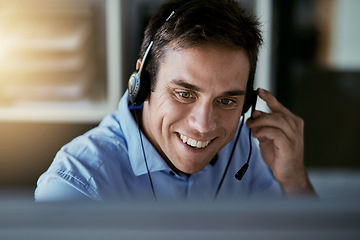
[222,90,246,96]
[170,79,202,91]
[170,79,246,96]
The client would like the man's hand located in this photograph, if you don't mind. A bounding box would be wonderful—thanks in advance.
[246,88,316,196]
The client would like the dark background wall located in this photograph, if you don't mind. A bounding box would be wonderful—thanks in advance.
[0,122,96,187]
[271,0,360,168]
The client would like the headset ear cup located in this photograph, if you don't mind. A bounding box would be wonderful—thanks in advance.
[242,102,250,115]
[128,69,151,106]
[242,92,251,115]
[128,42,153,106]
[242,90,257,115]
[136,69,151,105]
[128,71,140,105]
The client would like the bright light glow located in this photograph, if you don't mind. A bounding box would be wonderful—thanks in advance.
[0,0,120,123]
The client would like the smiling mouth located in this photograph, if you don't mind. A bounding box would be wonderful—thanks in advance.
[179,134,211,149]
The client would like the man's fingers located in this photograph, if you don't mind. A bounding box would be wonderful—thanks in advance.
[251,126,293,153]
[247,110,300,140]
[256,88,304,131]
[257,88,291,115]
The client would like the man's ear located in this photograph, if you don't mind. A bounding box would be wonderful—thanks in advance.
[136,59,142,70]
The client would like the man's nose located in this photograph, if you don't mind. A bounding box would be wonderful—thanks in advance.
[188,102,217,134]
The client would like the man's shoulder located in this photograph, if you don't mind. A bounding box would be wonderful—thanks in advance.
[59,123,128,166]
[38,123,131,200]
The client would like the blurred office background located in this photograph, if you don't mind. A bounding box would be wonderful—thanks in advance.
[0,0,359,200]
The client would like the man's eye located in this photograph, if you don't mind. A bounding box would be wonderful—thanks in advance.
[179,92,192,99]
[218,98,234,105]
[175,91,196,103]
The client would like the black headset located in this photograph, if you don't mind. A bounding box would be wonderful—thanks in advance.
[128,0,258,200]
[128,41,153,107]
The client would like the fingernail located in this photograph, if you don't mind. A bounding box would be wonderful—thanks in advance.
[252,110,262,118]
[258,88,266,94]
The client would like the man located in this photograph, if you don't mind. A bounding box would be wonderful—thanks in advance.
[35,0,315,202]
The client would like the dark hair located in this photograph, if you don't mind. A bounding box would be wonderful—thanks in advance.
[140,0,262,99]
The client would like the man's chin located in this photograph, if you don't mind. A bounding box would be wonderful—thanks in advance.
[173,160,211,175]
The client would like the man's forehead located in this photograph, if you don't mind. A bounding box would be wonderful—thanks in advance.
[163,41,248,57]
[159,44,249,70]
[159,43,250,75]
[155,42,250,92]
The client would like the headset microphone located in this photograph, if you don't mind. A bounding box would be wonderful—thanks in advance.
[214,90,257,199]
[235,162,249,180]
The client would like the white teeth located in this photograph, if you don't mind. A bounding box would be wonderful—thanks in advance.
[179,134,211,149]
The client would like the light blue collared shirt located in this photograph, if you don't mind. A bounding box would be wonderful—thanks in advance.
[35,91,281,202]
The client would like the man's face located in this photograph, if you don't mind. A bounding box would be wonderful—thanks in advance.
[142,44,250,174]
